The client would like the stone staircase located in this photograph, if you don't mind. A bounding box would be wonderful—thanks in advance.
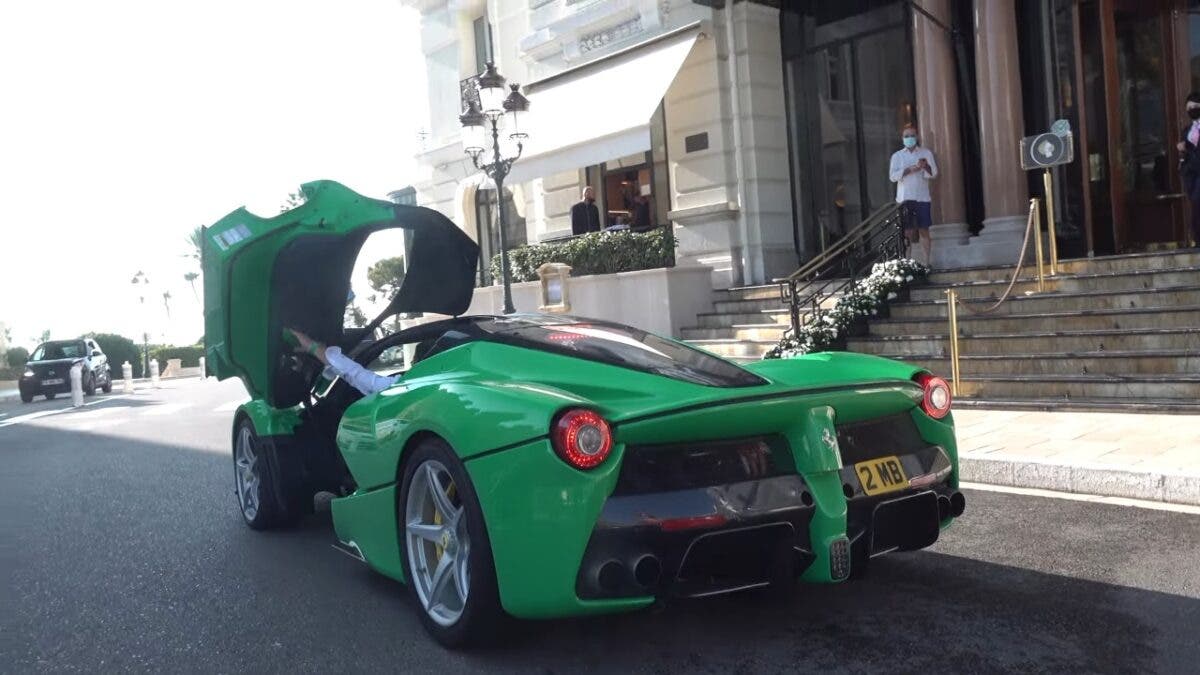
[684,250,1200,412]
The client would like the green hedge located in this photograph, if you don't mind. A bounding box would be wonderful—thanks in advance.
[88,333,144,378]
[490,228,675,284]
[151,345,205,368]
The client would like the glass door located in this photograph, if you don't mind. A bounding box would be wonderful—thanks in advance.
[1113,0,1187,249]
[783,2,915,260]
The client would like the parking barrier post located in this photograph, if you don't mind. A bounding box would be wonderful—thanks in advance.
[69,363,84,408]
[199,356,206,379]
[150,358,160,389]
[122,361,134,394]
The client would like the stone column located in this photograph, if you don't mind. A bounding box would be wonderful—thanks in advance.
[971,0,1030,261]
[912,0,968,267]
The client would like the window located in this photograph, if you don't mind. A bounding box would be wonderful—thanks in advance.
[476,317,768,388]
[473,15,493,74]
[475,187,527,286]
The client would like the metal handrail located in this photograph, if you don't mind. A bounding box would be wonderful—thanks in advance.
[777,202,908,337]
[777,202,901,283]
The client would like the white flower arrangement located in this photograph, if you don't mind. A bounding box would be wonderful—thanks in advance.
[764,258,928,359]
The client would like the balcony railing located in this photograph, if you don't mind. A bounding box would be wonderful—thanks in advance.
[460,75,480,113]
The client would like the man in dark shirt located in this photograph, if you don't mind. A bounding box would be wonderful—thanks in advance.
[570,186,601,235]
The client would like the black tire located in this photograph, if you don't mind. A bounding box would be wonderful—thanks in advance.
[232,417,304,530]
[101,373,113,393]
[45,393,56,400]
[398,438,505,649]
[83,373,96,396]
[20,391,33,403]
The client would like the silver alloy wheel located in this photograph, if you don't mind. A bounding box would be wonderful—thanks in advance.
[405,459,470,627]
[234,426,260,521]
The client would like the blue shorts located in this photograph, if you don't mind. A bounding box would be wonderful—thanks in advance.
[903,201,932,229]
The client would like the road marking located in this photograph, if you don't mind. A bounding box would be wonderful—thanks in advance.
[961,481,1200,515]
[0,395,133,429]
[214,398,249,412]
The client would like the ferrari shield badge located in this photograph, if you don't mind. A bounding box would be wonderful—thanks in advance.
[821,428,838,453]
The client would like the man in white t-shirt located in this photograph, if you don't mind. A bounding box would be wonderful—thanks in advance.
[888,124,939,264]
[287,328,398,396]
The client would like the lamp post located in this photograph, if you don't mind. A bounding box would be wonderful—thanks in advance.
[130,270,151,377]
[460,61,530,315]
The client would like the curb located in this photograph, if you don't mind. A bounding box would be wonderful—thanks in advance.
[960,455,1200,507]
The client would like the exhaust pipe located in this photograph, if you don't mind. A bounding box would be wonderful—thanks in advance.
[595,559,625,592]
[937,495,952,521]
[949,491,966,518]
[631,554,662,589]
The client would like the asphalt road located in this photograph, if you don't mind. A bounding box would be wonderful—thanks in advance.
[2,379,1198,673]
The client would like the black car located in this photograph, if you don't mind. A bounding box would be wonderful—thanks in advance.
[19,338,113,403]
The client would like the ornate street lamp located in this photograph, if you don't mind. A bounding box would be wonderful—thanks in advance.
[460,62,530,315]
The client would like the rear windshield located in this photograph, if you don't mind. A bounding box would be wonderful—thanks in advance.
[30,341,86,361]
[477,317,766,388]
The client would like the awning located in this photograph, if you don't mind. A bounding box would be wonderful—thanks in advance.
[505,28,701,185]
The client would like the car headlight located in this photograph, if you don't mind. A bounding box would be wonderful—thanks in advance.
[23,369,34,378]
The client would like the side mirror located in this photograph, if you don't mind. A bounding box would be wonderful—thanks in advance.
[91,350,101,357]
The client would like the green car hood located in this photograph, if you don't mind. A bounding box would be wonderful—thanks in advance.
[201,180,480,407]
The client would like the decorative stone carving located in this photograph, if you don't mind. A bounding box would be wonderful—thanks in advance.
[579,15,644,53]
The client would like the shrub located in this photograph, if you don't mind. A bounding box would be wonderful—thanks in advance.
[764,259,929,359]
[151,345,205,368]
[490,227,675,283]
[88,333,144,378]
[6,346,29,368]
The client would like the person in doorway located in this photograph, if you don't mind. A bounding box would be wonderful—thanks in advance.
[1177,92,1200,249]
[889,123,938,263]
[632,194,653,230]
[570,186,601,235]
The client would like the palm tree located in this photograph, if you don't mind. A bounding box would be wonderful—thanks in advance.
[187,225,204,264]
[184,272,200,301]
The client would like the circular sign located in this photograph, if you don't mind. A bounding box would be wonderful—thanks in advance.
[1051,118,1072,136]
[1027,132,1067,167]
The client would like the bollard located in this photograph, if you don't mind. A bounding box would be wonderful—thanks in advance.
[122,361,134,394]
[150,358,161,389]
[199,356,206,379]
[70,363,85,408]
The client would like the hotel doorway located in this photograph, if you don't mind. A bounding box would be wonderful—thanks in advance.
[1056,0,1194,254]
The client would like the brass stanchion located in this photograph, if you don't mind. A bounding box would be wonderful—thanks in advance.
[945,289,960,396]
[1031,198,1046,293]
[1043,168,1059,276]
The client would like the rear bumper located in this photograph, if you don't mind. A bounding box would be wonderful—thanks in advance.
[575,446,960,601]
[576,475,818,600]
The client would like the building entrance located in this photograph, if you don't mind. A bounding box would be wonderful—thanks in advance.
[1054,0,1194,254]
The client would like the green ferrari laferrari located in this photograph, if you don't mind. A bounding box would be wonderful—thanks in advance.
[203,180,962,647]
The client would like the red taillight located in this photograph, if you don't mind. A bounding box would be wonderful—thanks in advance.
[915,372,952,419]
[551,409,613,470]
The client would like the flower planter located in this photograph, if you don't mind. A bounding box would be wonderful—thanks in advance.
[844,317,870,337]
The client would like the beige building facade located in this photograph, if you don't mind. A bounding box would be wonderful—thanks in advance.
[403,0,1200,290]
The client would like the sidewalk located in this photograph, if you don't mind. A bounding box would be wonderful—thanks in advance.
[954,409,1200,506]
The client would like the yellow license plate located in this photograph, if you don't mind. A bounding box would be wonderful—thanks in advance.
[854,455,909,496]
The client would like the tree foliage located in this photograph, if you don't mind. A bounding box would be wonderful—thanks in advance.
[367,256,407,300]
[87,332,143,378]
[6,346,29,367]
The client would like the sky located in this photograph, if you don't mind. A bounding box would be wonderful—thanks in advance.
[0,0,426,350]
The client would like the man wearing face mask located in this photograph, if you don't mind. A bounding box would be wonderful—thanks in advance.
[1177,92,1200,249]
[889,123,938,264]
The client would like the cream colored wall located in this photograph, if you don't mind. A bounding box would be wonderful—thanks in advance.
[464,265,715,338]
